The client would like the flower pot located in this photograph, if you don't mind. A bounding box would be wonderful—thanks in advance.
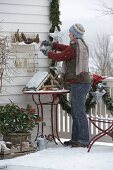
[3,133,31,146]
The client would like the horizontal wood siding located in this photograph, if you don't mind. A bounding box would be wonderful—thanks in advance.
[1,23,50,32]
[0,0,50,32]
[0,0,50,6]
[0,13,50,24]
[0,0,51,106]
[0,5,49,15]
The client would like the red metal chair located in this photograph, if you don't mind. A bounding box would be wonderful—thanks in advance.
[87,115,113,152]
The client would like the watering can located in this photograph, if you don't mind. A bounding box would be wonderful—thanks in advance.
[37,137,48,150]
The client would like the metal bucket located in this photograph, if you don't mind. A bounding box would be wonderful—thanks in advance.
[37,137,48,150]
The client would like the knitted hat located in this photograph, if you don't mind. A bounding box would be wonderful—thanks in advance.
[69,23,85,39]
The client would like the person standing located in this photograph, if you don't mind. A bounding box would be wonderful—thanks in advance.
[41,23,91,147]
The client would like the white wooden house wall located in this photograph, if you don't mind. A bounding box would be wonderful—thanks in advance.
[0,0,52,140]
[0,0,51,104]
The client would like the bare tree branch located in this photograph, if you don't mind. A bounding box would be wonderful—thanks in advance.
[97,0,113,16]
[0,33,15,92]
[90,33,113,76]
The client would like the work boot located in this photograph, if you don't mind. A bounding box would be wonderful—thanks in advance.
[64,140,74,146]
[71,142,88,148]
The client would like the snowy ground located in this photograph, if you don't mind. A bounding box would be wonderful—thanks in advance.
[1,140,113,170]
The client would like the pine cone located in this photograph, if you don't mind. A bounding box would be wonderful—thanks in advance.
[34,34,40,43]
[21,32,27,42]
[14,29,22,42]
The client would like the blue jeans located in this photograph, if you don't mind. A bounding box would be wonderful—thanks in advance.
[70,83,91,145]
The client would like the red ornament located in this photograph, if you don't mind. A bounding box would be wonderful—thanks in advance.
[92,74,107,89]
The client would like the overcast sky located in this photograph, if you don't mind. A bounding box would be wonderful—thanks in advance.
[60,0,113,44]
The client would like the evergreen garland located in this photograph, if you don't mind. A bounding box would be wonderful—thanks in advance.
[86,84,113,116]
[59,94,71,114]
[49,0,71,114]
[49,0,62,33]
[102,88,113,115]
[85,74,113,116]
[49,0,62,71]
